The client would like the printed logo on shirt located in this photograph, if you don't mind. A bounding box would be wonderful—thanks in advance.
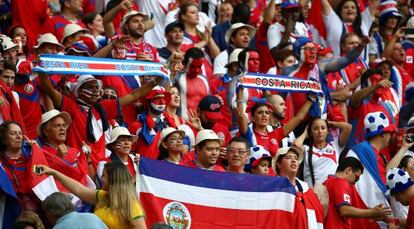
[407,56,413,64]
[163,202,191,229]
[24,84,33,93]
[343,194,350,203]
[217,132,225,142]
[271,138,277,145]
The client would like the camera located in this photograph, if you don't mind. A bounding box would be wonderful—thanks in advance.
[405,134,414,143]
[33,165,43,175]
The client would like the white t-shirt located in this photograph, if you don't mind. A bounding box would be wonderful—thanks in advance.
[267,21,310,49]
[322,7,372,59]
[165,8,215,34]
[266,66,277,75]
[138,0,175,48]
[213,50,228,75]
[303,138,344,186]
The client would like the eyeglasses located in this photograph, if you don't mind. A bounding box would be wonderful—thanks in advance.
[227,147,248,155]
[301,47,318,52]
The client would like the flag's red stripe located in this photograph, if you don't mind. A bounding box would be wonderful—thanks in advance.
[140,193,296,228]
[87,63,117,70]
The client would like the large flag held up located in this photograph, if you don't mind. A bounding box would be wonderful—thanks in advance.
[138,157,299,229]
[32,54,170,80]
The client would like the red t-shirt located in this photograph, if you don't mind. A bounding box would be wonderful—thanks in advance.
[323,175,352,229]
[60,97,119,165]
[13,80,42,140]
[42,14,86,43]
[3,155,30,194]
[181,159,226,172]
[250,127,284,157]
[12,0,49,53]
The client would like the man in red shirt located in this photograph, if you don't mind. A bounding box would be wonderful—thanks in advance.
[103,2,158,62]
[386,168,414,229]
[181,129,225,171]
[39,73,161,166]
[226,137,250,173]
[42,0,86,43]
[324,157,392,229]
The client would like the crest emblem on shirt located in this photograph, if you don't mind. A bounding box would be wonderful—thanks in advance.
[407,56,413,64]
[24,84,33,93]
[163,202,191,229]
[271,138,277,145]
[343,194,350,203]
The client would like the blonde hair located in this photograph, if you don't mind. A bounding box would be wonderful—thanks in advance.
[97,162,140,227]
[17,210,45,229]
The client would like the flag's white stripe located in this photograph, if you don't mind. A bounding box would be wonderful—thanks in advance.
[139,174,295,212]
[39,57,163,67]
[32,175,59,201]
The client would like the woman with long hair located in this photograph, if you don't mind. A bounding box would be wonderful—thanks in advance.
[294,117,352,187]
[320,0,379,58]
[97,127,138,182]
[37,162,146,229]
[0,121,41,213]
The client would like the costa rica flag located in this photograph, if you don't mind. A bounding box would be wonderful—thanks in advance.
[138,157,301,228]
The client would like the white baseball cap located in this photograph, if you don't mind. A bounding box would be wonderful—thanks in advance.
[225,48,243,68]
[407,16,414,39]
[0,35,18,52]
[37,109,72,136]
[33,33,65,51]
[106,126,138,145]
[158,127,186,149]
[272,146,304,171]
[195,129,220,146]
[61,24,87,43]
[120,10,149,33]
[224,23,256,45]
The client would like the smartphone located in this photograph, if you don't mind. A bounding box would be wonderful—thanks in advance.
[33,165,43,175]
[405,134,414,143]
[404,28,414,36]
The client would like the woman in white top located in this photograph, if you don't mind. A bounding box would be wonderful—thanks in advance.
[320,0,379,59]
[294,117,352,187]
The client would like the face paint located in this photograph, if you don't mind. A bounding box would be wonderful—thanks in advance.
[187,58,203,78]
[247,51,260,72]
[150,102,166,113]
[370,74,385,96]
[301,43,318,64]
[80,88,101,100]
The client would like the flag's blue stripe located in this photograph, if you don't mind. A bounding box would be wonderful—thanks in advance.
[139,157,296,194]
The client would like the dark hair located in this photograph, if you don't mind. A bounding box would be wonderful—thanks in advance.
[178,3,199,23]
[270,48,296,65]
[249,102,269,118]
[360,68,383,87]
[0,121,23,152]
[340,32,359,46]
[227,136,250,150]
[399,155,414,169]
[0,61,16,74]
[183,47,204,66]
[305,117,330,186]
[231,3,250,24]
[196,139,219,152]
[42,192,75,219]
[13,221,37,229]
[336,157,364,173]
[275,147,302,174]
[82,12,100,28]
[335,0,363,37]
[8,25,25,39]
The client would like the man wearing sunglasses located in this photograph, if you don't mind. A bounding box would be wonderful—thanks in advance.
[323,157,392,229]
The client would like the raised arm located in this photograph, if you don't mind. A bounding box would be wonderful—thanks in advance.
[283,99,312,136]
[37,165,98,205]
[367,0,380,18]
[38,73,63,108]
[234,87,248,135]
[320,0,332,16]
[119,76,162,108]
[103,0,133,37]
[349,79,393,108]
[320,36,369,74]
[386,137,414,170]
[328,121,352,147]
[382,27,405,59]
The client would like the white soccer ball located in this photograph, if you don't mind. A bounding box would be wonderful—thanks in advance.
[364,111,389,133]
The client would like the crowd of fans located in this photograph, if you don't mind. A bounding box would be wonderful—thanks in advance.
[1,0,414,228]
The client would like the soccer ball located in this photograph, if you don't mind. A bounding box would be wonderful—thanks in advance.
[386,168,412,194]
[364,111,389,134]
